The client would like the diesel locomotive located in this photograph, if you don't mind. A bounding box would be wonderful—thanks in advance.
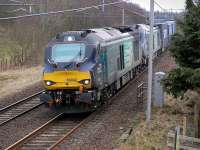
[40,20,176,113]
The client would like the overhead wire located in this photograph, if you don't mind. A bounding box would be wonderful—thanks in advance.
[154,1,184,13]
[0,0,179,22]
[103,0,147,18]
[0,1,123,20]
[112,4,147,18]
[0,0,146,20]
[154,1,167,12]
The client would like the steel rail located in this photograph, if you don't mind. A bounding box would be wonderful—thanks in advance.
[6,61,153,149]
[5,113,92,150]
[5,113,63,150]
[48,66,150,149]
[48,113,96,150]
[0,91,44,126]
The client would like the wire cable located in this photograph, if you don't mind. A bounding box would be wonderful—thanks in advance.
[0,0,147,20]
[154,1,167,12]
[0,1,124,20]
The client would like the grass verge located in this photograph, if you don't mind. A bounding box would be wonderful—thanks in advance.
[118,95,183,150]
[0,66,43,99]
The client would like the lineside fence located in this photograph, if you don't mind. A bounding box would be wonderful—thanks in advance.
[167,117,200,150]
[0,53,37,72]
[168,127,200,149]
[137,82,147,105]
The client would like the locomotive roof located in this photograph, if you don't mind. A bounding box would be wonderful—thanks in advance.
[165,20,176,24]
[137,24,150,31]
[113,25,138,33]
[89,27,131,41]
[53,27,132,44]
[137,24,160,32]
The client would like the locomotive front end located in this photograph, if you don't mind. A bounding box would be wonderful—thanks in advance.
[42,70,95,110]
[40,33,98,112]
[43,70,92,90]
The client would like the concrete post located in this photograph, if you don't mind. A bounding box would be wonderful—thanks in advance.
[147,0,154,123]
[153,72,165,107]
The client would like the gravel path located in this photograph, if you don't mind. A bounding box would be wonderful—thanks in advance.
[55,51,176,150]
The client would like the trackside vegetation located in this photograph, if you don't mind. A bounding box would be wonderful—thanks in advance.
[162,0,200,138]
[0,0,146,72]
[162,0,200,98]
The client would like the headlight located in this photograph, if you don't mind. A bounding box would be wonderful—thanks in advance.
[83,80,90,85]
[80,79,90,85]
[45,81,55,86]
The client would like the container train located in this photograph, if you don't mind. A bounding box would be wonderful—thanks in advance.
[40,20,176,113]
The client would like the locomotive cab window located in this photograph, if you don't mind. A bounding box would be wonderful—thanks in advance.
[51,43,85,63]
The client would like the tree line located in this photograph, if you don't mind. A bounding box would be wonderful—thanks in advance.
[163,0,200,138]
[0,0,146,71]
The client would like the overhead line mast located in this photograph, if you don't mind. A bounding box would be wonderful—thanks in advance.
[147,0,154,124]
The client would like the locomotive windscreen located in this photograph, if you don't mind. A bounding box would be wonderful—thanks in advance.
[51,43,85,63]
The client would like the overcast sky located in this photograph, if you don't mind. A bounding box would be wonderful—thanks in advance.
[128,0,186,11]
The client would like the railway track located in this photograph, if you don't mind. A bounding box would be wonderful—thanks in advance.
[0,91,44,126]
[6,113,91,150]
[5,66,150,150]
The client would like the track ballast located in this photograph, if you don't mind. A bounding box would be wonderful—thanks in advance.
[0,91,44,126]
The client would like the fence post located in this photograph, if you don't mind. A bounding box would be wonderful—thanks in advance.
[174,126,180,150]
[5,58,7,71]
[0,59,2,72]
[194,101,200,138]
[2,58,5,71]
[183,116,187,136]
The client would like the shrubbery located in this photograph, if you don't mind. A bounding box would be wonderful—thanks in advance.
[163,0,200,97]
